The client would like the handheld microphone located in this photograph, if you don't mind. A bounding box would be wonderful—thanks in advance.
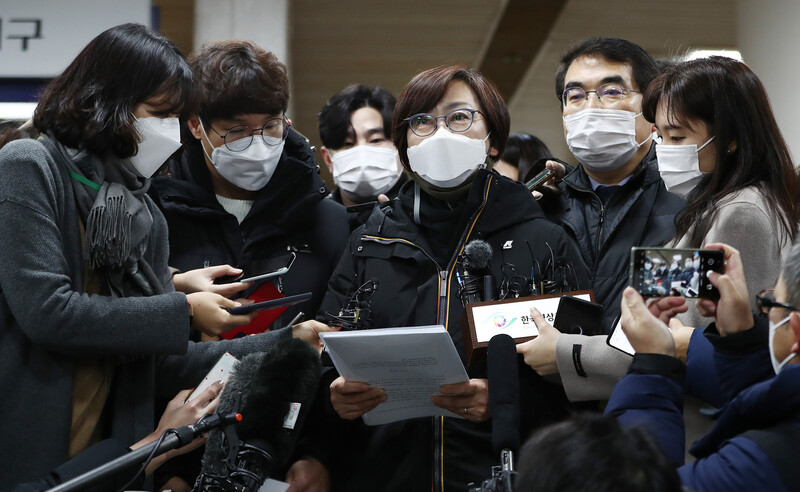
[469,334,519,492]
[458,240,494,306]
[195,338,322,492]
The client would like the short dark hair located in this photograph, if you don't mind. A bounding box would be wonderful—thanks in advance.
[392,65,509,169]
[190,40,289,125]
[501,133,553,181]
[33,23,196,158]
[555,37,658,104]
[318,84,396,149]
[642,56,799,242]
[515,414,681,492]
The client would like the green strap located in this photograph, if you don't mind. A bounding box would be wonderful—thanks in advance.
[68,170,101,191]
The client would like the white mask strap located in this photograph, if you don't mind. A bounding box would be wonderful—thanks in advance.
[697,136,715,152]
[197,119,219,163]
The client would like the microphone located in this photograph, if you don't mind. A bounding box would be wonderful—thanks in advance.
[195,337,321,492]
[488,334,520,466]
[469,334,519,492]
[457,240,494,306]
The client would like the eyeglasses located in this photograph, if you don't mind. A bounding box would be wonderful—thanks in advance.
[404,108,483,138]
[756,289,800,315]
[209,116,290,152]
[561,83,640,111]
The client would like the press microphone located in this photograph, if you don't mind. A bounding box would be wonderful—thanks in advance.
[458,240,494,306]
[468,334,519,492]
[195,338,322,492]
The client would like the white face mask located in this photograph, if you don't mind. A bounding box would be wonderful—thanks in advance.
[407,129,489,189]
[563,108,651,172]
[769,314,797,374]
[130,117,182,178]
[331,146,402,201]
[656,136,715,199]
[199,120,284,191]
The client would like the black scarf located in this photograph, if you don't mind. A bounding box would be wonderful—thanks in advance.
[41,134,163,298]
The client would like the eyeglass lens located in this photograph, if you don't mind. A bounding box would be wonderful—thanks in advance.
[408,109,477,137]
[562,84,628,110]
[224,118,288,151]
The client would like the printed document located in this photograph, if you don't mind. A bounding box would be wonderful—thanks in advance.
[320,325,469,425]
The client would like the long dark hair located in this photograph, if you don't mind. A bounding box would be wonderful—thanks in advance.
[33,23,196,159]
[643,56,799,242]
[501,133,553,181]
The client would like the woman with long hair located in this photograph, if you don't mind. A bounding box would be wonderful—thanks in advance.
[644,56,800,328]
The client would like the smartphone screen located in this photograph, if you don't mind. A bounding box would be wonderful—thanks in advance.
[629,247,724,299]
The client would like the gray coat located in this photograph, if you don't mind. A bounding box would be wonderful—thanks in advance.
[672,186,792,328]
[0,139,290,485]
[549,146,685,401]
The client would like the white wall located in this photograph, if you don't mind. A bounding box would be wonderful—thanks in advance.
[194,0,288,65]
[738,0,800,163]
[194,0,290,114]
[0,0,149,77]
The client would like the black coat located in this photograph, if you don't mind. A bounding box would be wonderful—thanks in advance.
[149,129,351,322]
[317,170,590,492]
[551,144,685,331]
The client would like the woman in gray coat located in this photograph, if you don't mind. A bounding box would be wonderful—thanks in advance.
[0,24,318,486]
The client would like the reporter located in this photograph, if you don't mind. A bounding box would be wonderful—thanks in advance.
[0,24,296,485]
[12,384,222,492]
[643,56,799,330]
[605,241,800,491]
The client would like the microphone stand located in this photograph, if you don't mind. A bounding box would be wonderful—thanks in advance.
[48,413,241,492]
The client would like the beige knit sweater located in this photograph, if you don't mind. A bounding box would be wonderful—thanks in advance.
[671,185,793,328]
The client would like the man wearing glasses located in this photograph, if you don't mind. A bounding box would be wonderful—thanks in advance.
[605,242,800,491]
[150,40,350,333]
[516,38,685,402]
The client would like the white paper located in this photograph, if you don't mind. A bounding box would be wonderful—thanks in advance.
[320,326,469,425]
[470,293,593,342]
[259,478,290,492]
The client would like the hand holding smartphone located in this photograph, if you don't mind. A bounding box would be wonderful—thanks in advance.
[629,247,724,299]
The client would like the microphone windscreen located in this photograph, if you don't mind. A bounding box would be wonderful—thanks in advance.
[464,240,493,270]
[201,338,321,476]
[488,334,520,454]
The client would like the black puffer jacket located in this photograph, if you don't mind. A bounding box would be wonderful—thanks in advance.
[552,144,685,331]
[149,129,350,322]
[317,170,590,492]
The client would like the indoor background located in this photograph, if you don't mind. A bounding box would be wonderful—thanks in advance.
[1,0,796,186]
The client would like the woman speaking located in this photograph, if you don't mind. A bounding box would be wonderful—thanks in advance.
[296,66,588,492]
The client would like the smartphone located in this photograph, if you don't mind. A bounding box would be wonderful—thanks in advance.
[239,252,297,284]
[629,247,724,299]
[346,201,378,214]
[185,352,239,402]
[226,291,312,315]
[606,316,635,356]
[553,295,604,336]
[524,168,554,192]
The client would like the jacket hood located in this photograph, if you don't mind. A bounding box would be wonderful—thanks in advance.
[690,364,800,458]
[151,128,329,235]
